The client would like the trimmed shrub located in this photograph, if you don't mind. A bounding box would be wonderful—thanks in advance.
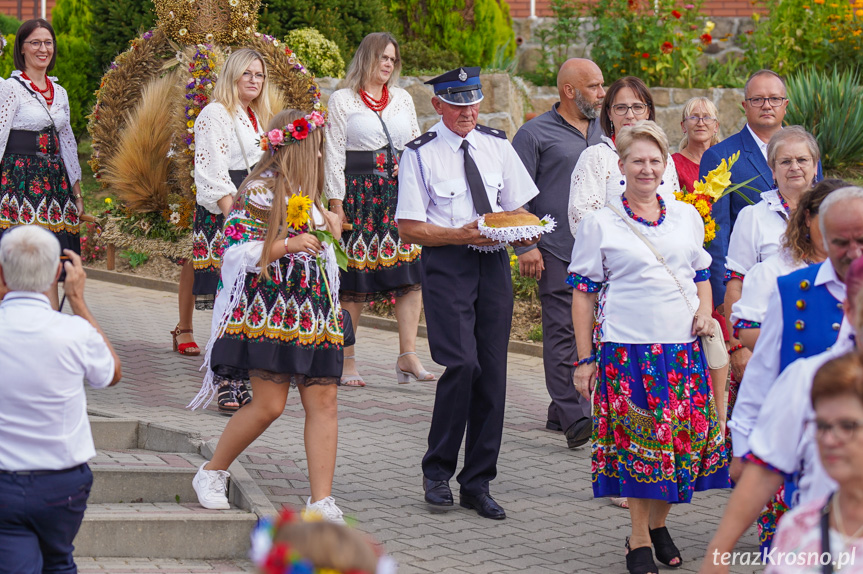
[285,28,345,78]
[0,13,20,35]
[90,0,155,74]
[399,40,461,75]
[52,0,93,42]
[390,0,515,68]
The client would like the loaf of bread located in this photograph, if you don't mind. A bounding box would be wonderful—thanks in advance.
[483,211,542,228]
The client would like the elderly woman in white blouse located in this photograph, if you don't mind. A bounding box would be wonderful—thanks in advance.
[185,48,268,411]
[570,121,729,574]
[325,32,430,387]
[567,76,679,236]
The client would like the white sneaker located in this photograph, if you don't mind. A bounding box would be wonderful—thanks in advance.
[192,462,230,510]
[305,496,346,524]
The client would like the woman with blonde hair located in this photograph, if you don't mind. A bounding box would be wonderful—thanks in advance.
[176,48,270,412]
[671,97,721,194]
[191,108,348,523]
[325,32,430,387]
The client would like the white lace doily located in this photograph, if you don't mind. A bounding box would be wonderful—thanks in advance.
[477,214,556,243]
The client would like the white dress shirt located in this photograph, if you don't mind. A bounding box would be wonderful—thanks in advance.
[568,194,712,344]
[745,123,770,163]
[729,258,845,456]
[730,250,805,326]
[396,120,539,229]
[194,102,265,214]
[725,189,788,277]
[0,292,115,471]
[566,136,681,236]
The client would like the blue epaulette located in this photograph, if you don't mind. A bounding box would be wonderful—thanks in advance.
[405,131,437,150]
[474,124,507,139]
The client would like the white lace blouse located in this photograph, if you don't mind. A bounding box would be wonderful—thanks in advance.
[0,71,81,185]
[567,136,680,236]
[324,87,420,201]
[194,102,265,214]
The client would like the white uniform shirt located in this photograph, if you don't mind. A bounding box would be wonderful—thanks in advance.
[194,102,265,214]
[568,194,712,344]
[396,121,539,229]
[725,189,788,277]
[324,87,420,201]
[748,326,852,506]
[566,136,681,236]
[0,292,115,471]
[729,258,846,456]
[730,250,805,326]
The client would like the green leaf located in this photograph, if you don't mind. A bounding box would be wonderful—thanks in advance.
[309,230,349,271]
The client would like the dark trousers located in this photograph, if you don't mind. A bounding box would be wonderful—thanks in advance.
[538,250,591,430]
[420,245,512,495]
[0,464,93,574]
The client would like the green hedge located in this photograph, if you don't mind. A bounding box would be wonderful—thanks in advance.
[90,0,155,74]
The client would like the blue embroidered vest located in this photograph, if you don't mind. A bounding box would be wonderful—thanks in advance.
[777,262,843,372]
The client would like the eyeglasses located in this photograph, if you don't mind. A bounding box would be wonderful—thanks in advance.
[25,40,53,49]
[685,116,717,125]
[777,156,813,169]
[808,418,863,442]
[379,55,398,65]
[612,103,648,116]
[242,71,266,82]
[745,96,787,108]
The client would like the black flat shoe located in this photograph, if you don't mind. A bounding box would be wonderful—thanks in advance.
[649,526,682,567]
[459,491,506,520]
[626,537,658,574]
[423,477,453,509]
[565,417,592,449]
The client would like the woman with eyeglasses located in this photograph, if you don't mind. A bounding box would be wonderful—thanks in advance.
[567,76,680,237]
[186,48,269,412]
[324,32,431,388]
[0,19,84,310]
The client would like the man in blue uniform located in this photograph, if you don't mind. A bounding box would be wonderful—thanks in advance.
[396,67,540,520]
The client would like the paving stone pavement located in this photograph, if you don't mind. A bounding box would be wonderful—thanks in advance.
[75,278,759,573]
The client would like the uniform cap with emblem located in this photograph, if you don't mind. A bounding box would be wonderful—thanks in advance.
[425,67,484,106]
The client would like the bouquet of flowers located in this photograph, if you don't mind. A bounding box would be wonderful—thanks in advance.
[675,151,757,246]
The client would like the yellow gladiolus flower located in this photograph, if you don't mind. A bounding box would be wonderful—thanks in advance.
[286,194,312,230]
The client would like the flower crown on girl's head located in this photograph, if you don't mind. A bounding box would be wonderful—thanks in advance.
[260,111,327,153]
[250,506,397,574]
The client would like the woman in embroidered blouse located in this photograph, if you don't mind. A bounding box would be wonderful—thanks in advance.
[566,76,680,237]
[0,19,82,309]
[766,351,863,573]
[324,32,430,387]
[180,48,268,410]
[569,121,729,574]
[731,179,845,350]
[191,108,349,523]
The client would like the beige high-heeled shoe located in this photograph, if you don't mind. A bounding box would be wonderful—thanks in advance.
[395,351,436,384]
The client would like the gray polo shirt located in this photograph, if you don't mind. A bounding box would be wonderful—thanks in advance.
[511,103,602,262]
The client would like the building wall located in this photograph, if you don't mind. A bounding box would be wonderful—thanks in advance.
[509,0,755,18]
[0,0,56,22]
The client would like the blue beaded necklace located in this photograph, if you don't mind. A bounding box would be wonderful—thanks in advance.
[621,193,666,227]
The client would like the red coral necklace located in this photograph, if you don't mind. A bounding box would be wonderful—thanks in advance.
[21,72,54,106]
[359,84,389,112]
[247,107,258,131]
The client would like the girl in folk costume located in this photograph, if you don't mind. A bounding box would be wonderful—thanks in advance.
[190,108,349,523]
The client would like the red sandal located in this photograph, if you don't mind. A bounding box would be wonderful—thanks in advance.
[170,325,200,356]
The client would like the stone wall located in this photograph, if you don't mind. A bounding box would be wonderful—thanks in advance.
[317,75,746,153]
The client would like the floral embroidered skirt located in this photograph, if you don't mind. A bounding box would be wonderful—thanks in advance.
[192,205,225,310]
[0,151,79,254]
[210,255,345,384]
[341,172,422,302]
[592,341,731,502]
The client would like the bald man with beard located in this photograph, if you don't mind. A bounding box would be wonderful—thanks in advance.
[511,58,605,450]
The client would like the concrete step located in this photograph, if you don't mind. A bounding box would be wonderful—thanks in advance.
[89,449,205,504]
[74,503,258,559]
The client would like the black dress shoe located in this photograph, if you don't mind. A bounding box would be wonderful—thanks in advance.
[565,417,592,449]
[423,477,453,508]
[459,491,506,520]
[546,419,563,432]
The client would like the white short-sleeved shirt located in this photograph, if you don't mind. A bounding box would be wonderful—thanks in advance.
[567,194,712,344]
[0,292,115,471]
[395,121,539,229]
[725,189,789,277]
[730,250,805,326]
[729,259,846,456]
[748,328,851,507]
[566,136,681,236]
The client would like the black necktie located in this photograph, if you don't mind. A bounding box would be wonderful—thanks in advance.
[461,139,493,216]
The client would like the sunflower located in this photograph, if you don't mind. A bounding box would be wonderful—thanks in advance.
[286,194,312,230]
